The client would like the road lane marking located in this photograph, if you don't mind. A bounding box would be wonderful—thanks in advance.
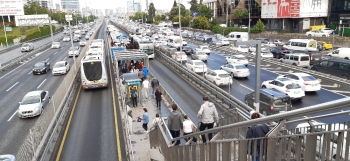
[321,88,347,97]
[6,82,19,92]
[28,71,32,74]
[54,51,58,55]
[7,111,17,122]
[63,57,67,61]
[239,84,253,91]
[327,90,350,94]
[55,87,81,161]
[37,79,47,89]
[46,58,50,62]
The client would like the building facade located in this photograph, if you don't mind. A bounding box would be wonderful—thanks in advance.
[328,0,350,26]
[61,0,80,13]
[23,0,53,10]
[127,0,141,13]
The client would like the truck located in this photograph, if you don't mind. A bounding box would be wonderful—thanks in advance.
[227,32,249,42]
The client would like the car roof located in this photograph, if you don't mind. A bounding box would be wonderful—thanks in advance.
[227,63,246,66]
[25,90,44,96]
[289,73,311,77]
[234,55,246,57]
[275,78,297,83]
[323,59,350,63]
[260,89,289,97]
[55,61,66,64]
[210,70,228,74]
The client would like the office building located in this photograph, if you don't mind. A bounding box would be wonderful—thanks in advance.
[127,0,141,12]
[23,0,53,10]
[61,0,80,13]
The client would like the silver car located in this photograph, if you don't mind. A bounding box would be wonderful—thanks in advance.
[21,43,34,52]
[68,46,81,57]
[17,90,50,118]
[51,42,60,49]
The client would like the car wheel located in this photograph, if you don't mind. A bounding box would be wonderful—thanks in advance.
[220,67,222,70]
[45,68,48,73]
[345,57,349,60]
[230,72,234,77]
[322,35,326,37]
[262,110,267,116]
[245,100,249,105]
[308,34,311,36]
[262,85,266,88]
[342,74,349,80]
[40,106,44,115]
[292,63,297,66]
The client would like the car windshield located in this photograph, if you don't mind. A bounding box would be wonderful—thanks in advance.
[240,45,247,48]
[34,62,45,67]
[53,42,59,45]
[219,74,230,78]
[286,83,301,89]
[201,46,208,49]
[194,62,205,65]
[22,44,29,47]
[302,76,316,81]
[54,63,65,68]
[235,65,247,69]
[21,96,41,104]
[197,52,206,55]
[236,57,247,60]
[64,37,69,39]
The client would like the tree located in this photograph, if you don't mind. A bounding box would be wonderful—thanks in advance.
[253,19,265,33]
[172,15,190,27]
[233,8,249,24]
[189,0,199,13]
[173,0,177,7]
[168,4,187,21]
[24,2,49,15]
[192,16,210,29]
[199,0,203,4]
[198,4,213,20]
[148,3,156,22]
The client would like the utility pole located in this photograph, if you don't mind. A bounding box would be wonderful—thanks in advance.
[65,15,76,70]
[248,0,251,33]
[49,17,54,43]
[226,0,229,27]
[179,0,183,63]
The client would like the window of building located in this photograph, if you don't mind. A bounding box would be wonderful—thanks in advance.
[270,20,278,29]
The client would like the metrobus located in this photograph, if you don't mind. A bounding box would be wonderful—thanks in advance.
[283,39,317,51]
[126,38,155,59]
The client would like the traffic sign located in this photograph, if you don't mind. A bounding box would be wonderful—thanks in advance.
[65,15,72,21]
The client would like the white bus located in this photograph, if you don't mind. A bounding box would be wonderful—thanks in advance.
[80,42,108,90]
[138,40,155,59]
[283,39,317,51]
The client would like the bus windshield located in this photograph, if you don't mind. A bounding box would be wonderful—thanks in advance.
[83,61,102,81]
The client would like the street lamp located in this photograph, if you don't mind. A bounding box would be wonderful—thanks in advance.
[225,0,231,27]
[65,15,76,71]
[178,0,183,64]
[235,40,262,112]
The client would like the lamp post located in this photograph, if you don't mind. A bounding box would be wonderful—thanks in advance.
[2,16,8,47]
[49,17,54,43]
[226,0,229,27]
[65,15,76,71]
[178,0,183,64]
[236,40,262,113]
[248,0,251,33]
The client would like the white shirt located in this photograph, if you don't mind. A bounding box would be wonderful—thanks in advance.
[183,120,194,133]
[143,80,149,89]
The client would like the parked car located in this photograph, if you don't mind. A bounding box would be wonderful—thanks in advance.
[21,43,34,52]
[17,90,50,118]
[85,35,90,40]
[51,42,60,49]
[185,59,208,73]
[196,45,211,55]
[52,61,70,75]
[244,89,292,116]
[251,49,274,58]
[306,30,330,37]
[276,73,321,92]
[0,154,15,161]
[204,70,232,86]
[319,28,334,34]
[68,46,81,57]
[73,36,80,42]
[220,63,250,78]
[226,55,248,66]
[32,61,50,75]
[261,77,305,100]
[273,39,284,46]
[191,51,209,62]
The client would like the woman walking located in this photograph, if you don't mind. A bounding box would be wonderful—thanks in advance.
[246,112,269,161]
[131,87,137,107]
[154,88,162,108]
[142,108,149,133]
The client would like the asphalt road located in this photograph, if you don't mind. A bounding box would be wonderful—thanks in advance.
[0,38,79,154]
[56,21,127,161]
[0,32,64,65]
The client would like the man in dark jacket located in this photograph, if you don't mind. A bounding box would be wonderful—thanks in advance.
[167,104,183,146]
[151,78,159,95]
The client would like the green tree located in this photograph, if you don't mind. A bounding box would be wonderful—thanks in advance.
[169,4,187,20]
[199,0,203,4]
[253,19,265,33]
[189,0,199,13]
[233,8,249,24]
[148,3,156,22]
[192,16,210,29]
[24,2,49,15]
[172,15,190,27]
[173,0,177,7]
[198,4,213,20]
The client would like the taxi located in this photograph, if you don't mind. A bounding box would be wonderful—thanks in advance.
[318,41,333,50]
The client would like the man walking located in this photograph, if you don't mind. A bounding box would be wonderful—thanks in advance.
[197,96,219,143]
[168,104,183,146]
[151,78,159,95]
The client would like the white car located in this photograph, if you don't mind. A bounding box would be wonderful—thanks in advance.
[186,59,207,73]
[51,42,60,49]
[52,61,70,75]
[182,40,187,46]
[261,78,305,100]
[220,63,250,78]
[231,45,249,53]
[276,73,321,92]
[251,49,274,58]
[17,90,50,118]
[220,39,230,46]
[68,46,81,57]
[204,70,232,86]
[79,40,87,46]
[191,51,209,62]
[319,28,334,34]
[63,36,70,42]
[306,30,330,37]
[172,51,187,62]
[226,55,249,66]
[85,35,90,40]
[196,45,211,55]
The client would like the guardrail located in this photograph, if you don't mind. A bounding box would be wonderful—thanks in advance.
[187,39,350,86]
[0,30,63,55]
[14,23,103,161]
[0,32,64,72]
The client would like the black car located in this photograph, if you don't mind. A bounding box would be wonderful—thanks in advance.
[33,61,50,75]
[183,46,195,55]
[244,89,292,116]
[270,47,291,59]
[311,59,350,80]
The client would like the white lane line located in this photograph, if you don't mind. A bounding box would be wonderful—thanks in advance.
[207,58,214,61]
[7,111,17,122]
[46,58,50,62]
[53,51,58,55]
[37,79,47,89]
[28,71,32,74]
[239,84,253,91]
[321,88,347,97]
[6,82,19,92]
[63,57,67,61]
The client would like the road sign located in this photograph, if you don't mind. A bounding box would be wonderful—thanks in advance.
[0,0,24,15]
[65,15,72,21]
[5,27,12,31]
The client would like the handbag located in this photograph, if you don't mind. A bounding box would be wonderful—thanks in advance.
[137,117,142,122]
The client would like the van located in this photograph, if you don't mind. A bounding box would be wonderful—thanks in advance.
[227,32,248,42]
[281,53,310,67]
[311,59,350,79]
[327,48,350,59]
[283,39,318,51]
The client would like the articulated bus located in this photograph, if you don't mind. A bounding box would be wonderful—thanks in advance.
[126,38,155,59]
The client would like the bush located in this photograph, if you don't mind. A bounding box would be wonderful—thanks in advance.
[253,19,265,33]
[0,35,17,45]
[21,25,56,42]
[154,21,160,25]
[211,25,249,35]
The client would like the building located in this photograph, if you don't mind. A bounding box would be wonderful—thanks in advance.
[328,0,350,27]
[203,0,261,27]
[55,3,60,10]
[105,9,114,16]
[61,0,80,13]
[261,0,329,33]
[127,0,141,13]
[23,0,53,10]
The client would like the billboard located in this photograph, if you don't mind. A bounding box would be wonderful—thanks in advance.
[0,0,25,15]
[261,0,328,18]
[15,14,50,26]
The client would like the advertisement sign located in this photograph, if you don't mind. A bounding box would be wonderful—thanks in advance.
[261,0,328,18]
[5,27,12,31]
[15,14,49,26]
[0,0,24,15]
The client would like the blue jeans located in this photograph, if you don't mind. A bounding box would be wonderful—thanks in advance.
[251,155,260,161]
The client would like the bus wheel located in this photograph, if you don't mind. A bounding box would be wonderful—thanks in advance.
[342,75,349,80]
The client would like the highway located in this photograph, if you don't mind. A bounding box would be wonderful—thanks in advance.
[0,36,81,154]
[55,21,127,161]
[0,32,64,65]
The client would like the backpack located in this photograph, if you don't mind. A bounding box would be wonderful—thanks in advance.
[131,92,136,98]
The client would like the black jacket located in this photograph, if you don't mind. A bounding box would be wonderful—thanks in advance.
[155,91,162,101]
[245,124,269,155]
